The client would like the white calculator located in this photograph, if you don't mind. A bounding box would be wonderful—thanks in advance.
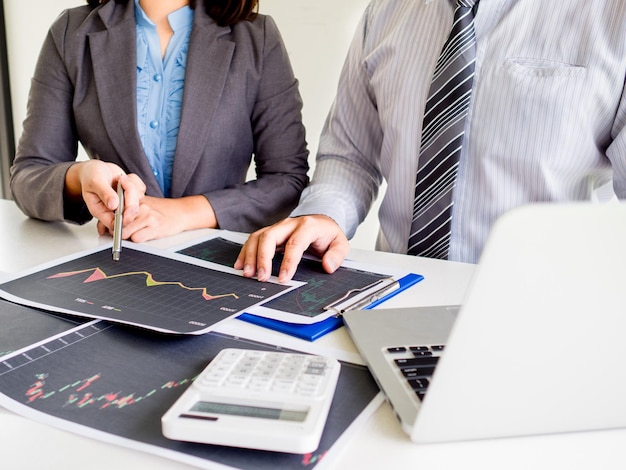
[161,348,341,454]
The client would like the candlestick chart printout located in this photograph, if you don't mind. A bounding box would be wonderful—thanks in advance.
[0,246,292,334]
[0,321,380,469]
[0,299,86,358]
[178,237,388,319]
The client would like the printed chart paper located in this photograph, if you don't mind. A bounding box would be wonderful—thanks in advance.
[0,243,298,334]
[174,233,417,324]
[0,321,382,469]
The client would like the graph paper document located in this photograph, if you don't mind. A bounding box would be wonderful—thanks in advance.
[173,232,422,325]
[0,243,299,334]
[0,320,382,470]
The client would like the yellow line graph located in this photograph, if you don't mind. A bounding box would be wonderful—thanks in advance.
[47,268,239,301]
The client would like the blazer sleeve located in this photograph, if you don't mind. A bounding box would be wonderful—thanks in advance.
[204,16,309,232]
[10,9,92,224]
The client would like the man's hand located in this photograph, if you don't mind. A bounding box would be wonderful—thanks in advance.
[235,215,350,283]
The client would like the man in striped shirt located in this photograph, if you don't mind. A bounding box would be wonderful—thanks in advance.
[237,0,626,282]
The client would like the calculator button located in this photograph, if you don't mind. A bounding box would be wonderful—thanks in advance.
[295,383,319,396]
[221,349,244,360]
[263,352,282,361]
[247,378,271,391]
[271,380,296,393]
[276,369,299,381]
[242,350,264,358]
[197,374,224,387]
[238,360,258,370]
[304,366,326,376]
[283,356,306,366]
[208,365,231,376]
[253,369,275,379]
[224,375,247,387]
[300,374,322,385]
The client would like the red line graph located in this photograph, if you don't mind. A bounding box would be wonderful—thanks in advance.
[47,267,239,301]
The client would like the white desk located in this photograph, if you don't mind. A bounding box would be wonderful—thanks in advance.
[0,199,624,470]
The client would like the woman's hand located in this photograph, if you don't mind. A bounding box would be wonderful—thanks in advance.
[112,194,217,242]
[66,161,217,242]
[65,160,145,234]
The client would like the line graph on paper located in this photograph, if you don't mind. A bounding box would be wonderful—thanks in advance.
[178,237,388,317]
[47,267,239,303]
[0,246,291,333]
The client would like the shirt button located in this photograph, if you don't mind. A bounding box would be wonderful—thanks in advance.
[153,73,161,82]
[150,120,159,129]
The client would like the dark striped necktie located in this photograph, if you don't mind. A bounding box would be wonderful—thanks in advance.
[407,0,479,259]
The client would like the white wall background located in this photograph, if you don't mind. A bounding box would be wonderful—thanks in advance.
[3,0,382,250]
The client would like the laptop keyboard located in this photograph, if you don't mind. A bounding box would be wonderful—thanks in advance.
[385,345,445,401]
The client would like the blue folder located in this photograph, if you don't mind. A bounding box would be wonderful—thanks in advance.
[237,273,424,341]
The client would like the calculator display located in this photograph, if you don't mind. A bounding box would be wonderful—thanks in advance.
[190,401,308,422]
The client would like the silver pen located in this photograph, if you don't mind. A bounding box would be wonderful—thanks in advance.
[323,278,400,315]
[338,280,401,313]
[112,179,124,261]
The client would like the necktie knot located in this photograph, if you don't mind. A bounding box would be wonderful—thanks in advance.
[457,0,477,8]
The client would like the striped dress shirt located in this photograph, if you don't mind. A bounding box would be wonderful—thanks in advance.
[292,0,626,264]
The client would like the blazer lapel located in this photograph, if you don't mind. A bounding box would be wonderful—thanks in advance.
[170,14,234,198]
[88,2,160,194]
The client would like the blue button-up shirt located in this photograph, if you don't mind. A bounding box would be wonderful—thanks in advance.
[135,0,193,197]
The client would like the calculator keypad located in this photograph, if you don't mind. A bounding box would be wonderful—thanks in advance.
[195,349,335,398]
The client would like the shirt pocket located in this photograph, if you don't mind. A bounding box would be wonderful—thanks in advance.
[504,57,586,79]
[470,56,591,170]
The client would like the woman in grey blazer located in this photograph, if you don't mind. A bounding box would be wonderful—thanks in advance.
[10,0,309,242]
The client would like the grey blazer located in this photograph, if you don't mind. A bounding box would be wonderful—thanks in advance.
[10,1,309,232]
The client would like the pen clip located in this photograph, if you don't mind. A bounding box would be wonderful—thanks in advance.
[323,277,397,316]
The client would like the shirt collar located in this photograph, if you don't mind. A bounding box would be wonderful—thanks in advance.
[134,0,193,31]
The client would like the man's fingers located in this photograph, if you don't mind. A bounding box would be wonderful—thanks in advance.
[236,215,347,283]
[235,233,262,277]
[321,234,351,274]
[236,218,304,282]
[252,223,296,281]
[277,223,319,282]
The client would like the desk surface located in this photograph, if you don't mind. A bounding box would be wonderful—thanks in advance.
[0,199,624,470]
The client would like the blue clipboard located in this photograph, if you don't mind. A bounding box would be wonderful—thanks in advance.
[237,273,424,341]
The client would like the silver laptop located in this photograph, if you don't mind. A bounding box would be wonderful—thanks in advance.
[344,202,626,443]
